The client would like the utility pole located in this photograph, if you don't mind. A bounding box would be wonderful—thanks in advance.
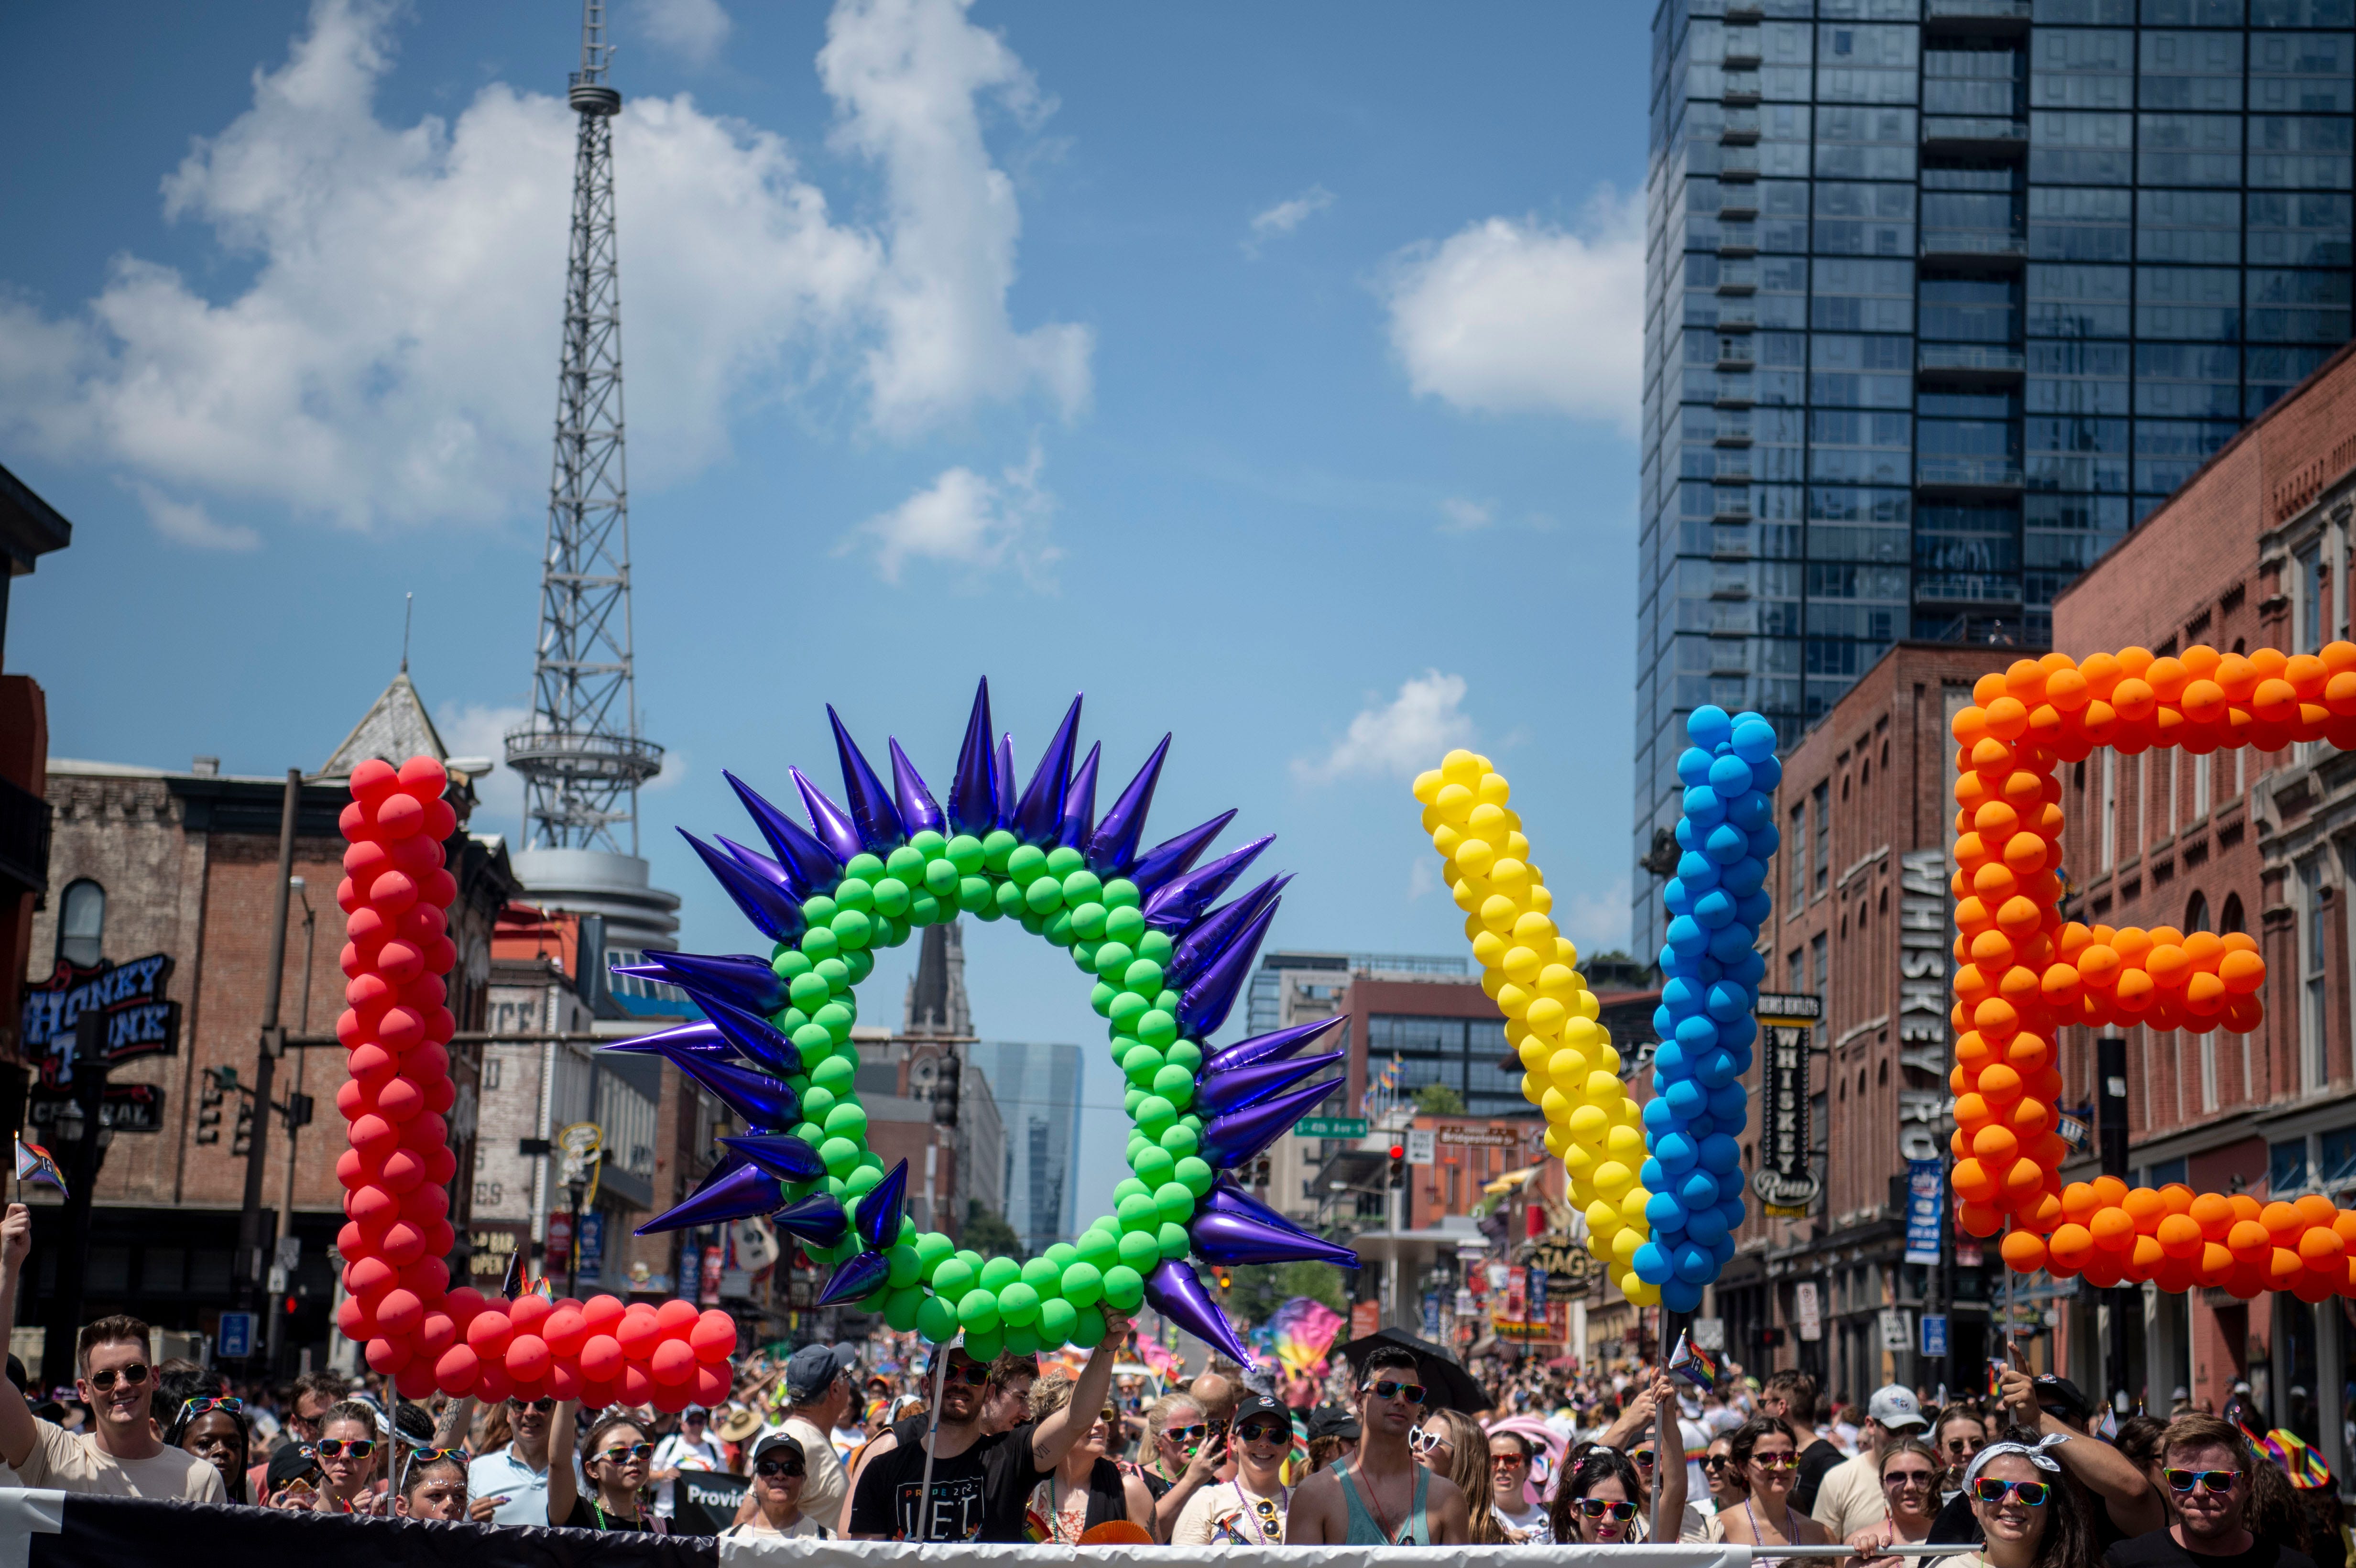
[2097,1034,2130,1413]
[43,1012,110,1389]
[236,769,301,1326]
[266,876,318,1370]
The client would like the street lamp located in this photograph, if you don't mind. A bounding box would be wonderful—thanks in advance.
[266,875,318,1370]
[566,1174,589,1298]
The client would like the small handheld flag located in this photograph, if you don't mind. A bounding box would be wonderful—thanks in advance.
[14,1135,66,1200]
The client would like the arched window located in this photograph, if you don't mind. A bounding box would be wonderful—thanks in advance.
[58,880,106,968]
[2186,892,2211,934]
[2221,893,2247,935]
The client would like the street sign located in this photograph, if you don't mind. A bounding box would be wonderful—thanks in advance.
[1691,1316,1725,1350]
[1920,1314,1949,1358]
[1755,991,1824,1024]
[1405,1128,1437,1165]
[1437,1126,1524,1148]
[1296,1117,1367,1138]
[1878,1307,1911,1351]
[1794,1281,1822,1341]
[274,1235,302,1273]
[216,1312,255,1360]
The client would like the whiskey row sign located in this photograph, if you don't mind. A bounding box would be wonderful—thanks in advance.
[1753,991,1822,1218]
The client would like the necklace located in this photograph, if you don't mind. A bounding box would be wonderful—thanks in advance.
[1228,1479,1288,1545]
[1742,1496,1800,1557]
[1357,1462,1410,1544]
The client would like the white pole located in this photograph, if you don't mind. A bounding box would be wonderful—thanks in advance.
[915,1330,959,1541]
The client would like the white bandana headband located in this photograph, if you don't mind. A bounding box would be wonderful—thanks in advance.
[1963,1434,2072,1489]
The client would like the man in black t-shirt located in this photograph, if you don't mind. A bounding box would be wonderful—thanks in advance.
[1759,1370,1843,1514]
[847,1310,1134,1543]
[2105,1414,2318,1568]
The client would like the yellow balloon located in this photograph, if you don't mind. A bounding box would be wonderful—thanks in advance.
[1489,859,1529,894]
[1562,1016,1602,1050]
[1582,1070,1621,1100]
[1470,930,1509,969]
[1585,1198,1623,1235]
[1454,839,1495,879]
[1619,1187,1651,1225]
[1452,880,1482,914]
[1517,1036,1551,1072]
[1524,996,1567,1034]
[1539,1087,1571,1123]
[1435,783,1474,823]
[1611,1228,1643,1264]
[1480,894,1520,931]
[1412,769,1445,805]
[1441,750,1483,785]
[1495,983,1531,1020]
[1561,1144,1595,1181]
[1605,1123,1647,1159]
[1501,944,1541,982]
[1526,882,1554,914]
[1476,771,1512,805]
[1625,1279,1661,1307]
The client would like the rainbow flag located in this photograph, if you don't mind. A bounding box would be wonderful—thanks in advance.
[1268,1296,1343,1378]
[13,1135,65,1199]
[2269,1430,2334,1491]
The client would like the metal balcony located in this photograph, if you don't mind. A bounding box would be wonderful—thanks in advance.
[1922,117,2030,152]
[1722,71,1762,106]
[1715,341,1756,370]
[1721,109,1761,145]
[1721,148,1761,182]
[1920,229,2028,263]
[1916,457,2026,493]
[1916,343,2026,381]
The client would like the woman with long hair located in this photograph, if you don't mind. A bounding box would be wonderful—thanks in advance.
[549,1403,661,1532]
[1703,1433,1749,1518]
[1848,1436,1944,1567]
[1414,1409,1504,1544]
[1943,1438,2095,1568]
[1022,1373,1154,1542]
[283,1399,387,1514]
[1550,1444,1677,1545]
[1714,1413,1835,1553]
[1487,1428,1553,1543]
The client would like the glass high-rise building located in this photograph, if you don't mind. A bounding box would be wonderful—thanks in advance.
[1633,0,2355,954]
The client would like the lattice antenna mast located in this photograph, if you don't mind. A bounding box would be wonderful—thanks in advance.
[506,0,662,852]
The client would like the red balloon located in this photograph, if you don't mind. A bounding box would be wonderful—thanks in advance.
[378,1146,426,1193]
[348,904,389,946]
[511,1294,555,1335]
[582,1295,626,1336]
[365,1337,409,1373]
[335,1148,367,1190]
[655,1299,701,1338]
[423,867,458,909]
[467,1309,513,1356]
[335,1008,366,1048]
[476,1364,515,1405]
[505,1334,552,1382]
[390,834,442,875]
[375,793,425,839]
[578,1379,622,1412]
[376,940,425,984]
[693,1363,731,1407]
[336,1080,371,1123]
[349,1114,396,1158]
[352,758,402,806]
[398,755,448,795]
[650,1339,698,1385]
[347,1182,397,1226]
[335,875,361,914]
[435,1345,481,1395]
[376,1288,425,1338]
[422,1218,455,1258]
[399,903,447,942]
[400,1183,448,1223]
[345,1254,396,1299]
[618,1304,662,1358]
[691,1309,737,1364]
[548,1361,583,1402]
[424,1143,458,1185]
[338,1296,374,1341]
[407,1040,450,1081]
[369,869,419,913]
[338,801,369,841]
[395,1361,438,1401]
[418,1312,457,1357]
[544,1307,589,1358]
[345,838,392,882]
[444,1286,487,1328]
[651,1378,693,1414]
[379,1220,427,1267]
[422,796,458,840]
[377,1006,425,1055]
[346,972,393,1014]
[399,1256,449,1298]
[580,1333,625,1381]
[336,1221,375,1260]
[621,1366,654,1406]
[349,1044,397,1090]
[400,1113,447,1152]
[425,1077,457,1115]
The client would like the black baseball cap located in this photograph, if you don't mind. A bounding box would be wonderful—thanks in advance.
[1232,1393,1291,1435]
[787,1342,858,1402]
[267,1441,323,1491]
[750,1432,807,1470]
[1306,1403,1361,1441]
[2033,1374,2093,1422]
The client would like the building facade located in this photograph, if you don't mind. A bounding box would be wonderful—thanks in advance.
[1635,0,2356,957]
[966,1040,1084,1256]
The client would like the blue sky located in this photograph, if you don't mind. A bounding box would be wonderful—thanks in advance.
[1,0,1650,1208]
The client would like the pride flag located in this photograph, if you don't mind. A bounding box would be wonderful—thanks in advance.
[1268,1296,1342,1378]
[13,1135,65,1199]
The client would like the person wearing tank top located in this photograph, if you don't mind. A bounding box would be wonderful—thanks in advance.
[1286,1349,1470,1546]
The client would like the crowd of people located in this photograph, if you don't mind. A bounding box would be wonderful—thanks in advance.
[0,1203,2349,1562]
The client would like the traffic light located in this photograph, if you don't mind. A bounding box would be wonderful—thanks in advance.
[1213,1268,1233,1292]
[232,1101,255,1158]
[1250,1154,1271,1189]
[284,1092,314,1130]
[1387,1145,1407,1189]
[197,1073,226,1145]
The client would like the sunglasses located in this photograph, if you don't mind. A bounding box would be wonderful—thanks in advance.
[1885,1469,1939,1489]
[941,1363,992,1388]
[1703,1455,1737,1471]
[1237,1421,1289,1445]
[177,1396,245,1422]
[1750,1451,1799,1469]
[1577,1498,1638,1521]
[1363,1379,1428,1405]
[312,1438,378,1460]
[1944,1437,1988,1454]
[409,1447,466,1466]
[1408,1429,1453,1455]
[1492,1452,1532,1470]
[2164,1468,2238,1495]
[1095,1406,1121,1426]
[1972,1478,2053,1508]
[85,1363,151,1392]
[599,1443,657,1463]
[509,1397,556,1413]
[1631,1448,1657,1467]
[1167,1423,1224,1445]
[755,1459,806,1479]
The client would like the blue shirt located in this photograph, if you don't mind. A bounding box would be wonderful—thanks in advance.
[468,1442,584,1527]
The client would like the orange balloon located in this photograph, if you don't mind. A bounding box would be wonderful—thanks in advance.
[2157,1213,2204,1260]
[2002,1230,2050,1271]
[2089,1207,2135,1251]
[2048,1223,2095,1271]
[2228,1219,2273,1263]
[1952,1158,1999,1203]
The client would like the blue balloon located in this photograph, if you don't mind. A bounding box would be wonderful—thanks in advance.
[1656,1130,1699,1173]
[1717,1195,1748,1230]
[1707,923,1756,963]
[1686,1112,1717,1139]
[1705,823,1749,865]
[1666,916,1708,957]
[1674,1242,1717,1283]
[1643,1096,1677,1133]
[1674,1014,1719,1049]
[1677,746,1714,788]
[1640,1157,1666,1191]
[1709,1234,1739,1267]
[1702,1133,1743,1174]
[1725,949,1768,987]
[1748,813,1782,855]
[1709,754,1755,798]
[1694,888,1738,929]
[1705,981,1751,1022]
[1687,706,1733,751]
[1674,817,1701,853]
[1691,954,1724,984]
[1684,1206,1729,1246]
[1651,1003,1677,1039]
[1647,1190,1689,1229]
[1658,945,1692,979]
[1633,1241,1674,1285]
[1663,879,1694,918]
[1664,1079,1709,1118]
[1707,1082,1748,1122]
[1752,753,1783,791]
[1716,1018,1757,1054]
[1652,1039,1691,1080]
[1677,851,1721,888]
[1696,1047,1739,1088]
[1719,856,1767,898]
[1735,890,1776,928]
[1661,975,1705,1011]
[1725,1042,1755,1075]
[1683,785,1726,826]
[1681,1169,1723,1210]
[1727,790,1774,832]
[1662,1276,1707,1313]
[1732,719,1777,763]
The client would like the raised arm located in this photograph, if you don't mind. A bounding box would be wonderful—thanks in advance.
[546,1399,581,1525]
[1997,1370,2163,1536]
[1596,1384,1658,1453]
[1649,1370,1688,1535]
[1029,1312,1133,1472]
[0,1207,36,1470]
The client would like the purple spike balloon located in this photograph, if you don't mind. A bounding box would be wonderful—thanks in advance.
[993,735,1017,826]
[720,1132,826,1183]
[1207,1172,1293,1228]
[669,1052,802,1131]
[888,738,946,836]
[1057,743,1101,850]
[1201,1016,1345,1078]
[1166,875,1290,990]
[829,706,907,853]
[771,1191,850,1247]
[619,950,784,1014]
[947,679,1000,836]
[1143,1259,1254,1366]
[1128,810,1236,899]
[818,1249,891,1307]
[1175,897,1283,1038]
[598,1020,735,1062]
[676,990,805,1078]
[634,1161,782,1235]
[1012,695,1084,844]
[715,838,812,943]
[1197,1072,1343,1170]
[1194,1047,1345,1119]
[1142,835,1273,931]
[677,830,805,944]
[723,771,841,894]
[1187,1209,1360,1269]
[856,1159,910,1251]
[1084,734,1169,876]
[791,767,866,866]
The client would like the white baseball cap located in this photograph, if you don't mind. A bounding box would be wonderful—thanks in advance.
[1867,1384,1927,1430]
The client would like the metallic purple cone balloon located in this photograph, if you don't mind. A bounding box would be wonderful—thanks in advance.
[1206,1172,1294,1228]
[993,735,1017,826]
[723,770,841,895]
[1166,874,1290,990]
[678,829,805,944]
[818,1248,890,1307]
[1013,694,1084,844]
[1197,1073,1342,1170]
[856,1158,910,1251]
[1142,835,1273,931]
[1128,811,1237,900]
[635,1161,782,1235]
[791,767,865,866]
[1085,734,1169,876]
[598,1020,734,1061]
[720,1132,825,1182]
[947,679,1000,836]
[1194,1047,1344,1119]
[829,706,907,853]
[1144,1259,1254,1365]
[619,950,784,1014]
[679,991,805,1078]
[1201,1016,1344,1078]
[771,1191,850,1247]
[670,1052,802,1132]
[716,838,813,942]
[1187,1209,1360,1269]
[889,738,946,836]
[1174,898,1282,1038]
[1057,743,1101,850]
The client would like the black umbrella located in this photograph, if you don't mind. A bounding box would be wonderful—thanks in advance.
[1334,1326,1494,1414]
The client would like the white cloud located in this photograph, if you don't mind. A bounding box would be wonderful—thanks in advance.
[435,701,531,842]
[842,442,1059,585]
[1438,496,1493,533]
[1379,187,1644,435]
[1552,875,1632,964]
[1407,857,1438,901]
[1244,185,1333,255]
[0,0,1086,533]
[640,0,732,65]
[128,480,258,550]
[1293,671,1473,785]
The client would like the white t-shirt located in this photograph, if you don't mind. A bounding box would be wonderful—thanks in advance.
[11,1420,227,1501]
[651,1430,727,1517]
[1811,1447,1890,1538]
[1498,1499,1554,1543]
[720,1513,828,1540]
[1173,1478,1290,1545]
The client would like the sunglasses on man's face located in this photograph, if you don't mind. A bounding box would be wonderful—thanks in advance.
[1363,1379,1428,1405]
[313,1438,378,1460]
[1576,1498,1638,1521]
[755,1459,806,1480]
[85,1363,151,1392]
[941,1363,992,1388]
[2165,1468,2238,1495]
[1972,1478,2053,1508]
[509,1397,556,1413]
[1631,1448,1657,1468]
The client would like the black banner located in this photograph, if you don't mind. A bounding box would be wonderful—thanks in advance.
[1752,1022,1821,1217]
[673,1471,753,1535]
[11,1491,717,1567]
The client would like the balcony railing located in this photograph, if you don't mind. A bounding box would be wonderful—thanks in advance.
[1920,230,2028,259]
[1917,457,2026,490]
[1918,343,2026,374]
[1721,109,1761,144]
[1716,341,1756,370]
[1923,116,2029,144]
[1722,71,1762,105]
[1927,0,2032,15]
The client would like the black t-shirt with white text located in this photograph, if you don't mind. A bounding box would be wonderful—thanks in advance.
[848,1419,1050,1542]
[2107,1527,2320,1568]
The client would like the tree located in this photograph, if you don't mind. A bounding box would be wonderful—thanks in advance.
[1225,1257,1349,1329]
[961,1198,1024,1260]
[1411,1082,1465,1116]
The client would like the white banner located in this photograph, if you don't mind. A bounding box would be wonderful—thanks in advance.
[719,1542,1747,1566]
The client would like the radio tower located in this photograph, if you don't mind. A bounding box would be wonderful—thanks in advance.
[505,0,663,854]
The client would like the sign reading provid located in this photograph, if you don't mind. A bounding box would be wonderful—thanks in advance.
[1753,1005,1822,1217]
[1438,1125,1526,1148]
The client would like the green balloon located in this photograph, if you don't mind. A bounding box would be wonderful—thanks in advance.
[787,971,831,1010]
[907,893,941,926]
[917,1231,957,1277]
[815,999,856,1037]
[816,955,852,991]
[979,1255,1022,1293]
[1159,1122,1199,1158]
[884,1285,924,1333]
[1165,1040,1204,1074]
[997,1282,1040,1326]
[844,947,875,983]
[1090,981,1119,1018]
[1157,1221,1192,1260]
[803,1086,838,1122]
[1103,904,1146,943]
[1069,901,1108,941]
[1112,1176,1150,1205]
[820,1136,860,1177]
[800,926,841,962]
[1002,1322,1042,1357]
[1150,1064,1194,1106]
[1019,911,1047,936]
[1102,1265,1145,1311]
[1154,1181,1197,1224]
[1061,869,1102,905]
[963,1327,1003,1363]
[886,844,926,879]
[1045,846,1085,876]
[982,830,1019,872]
[873,877,913,917]
[1101,878,1140,910]
[812,1054,858,1093]
[1137,1010,1179,1049]
[1116,1192,1159,1229]
[1108,991,1149,1031]
[1038,1297,1079,1343]
[1123,1050,1164,1090]
[884,1243,922,1289]
[1174,1155,1215,1196]
[834,878,875,913]
[949,875,988,915]
[957,1290,1002,1335]
[791,1119,826,1146]
[842,1155,882,1197]
[772,948,814,980]
[843,852,884,881]
[898,1216,919,1247]
[1006,844,1048,885]
[1059,1260,1104,1307]
[1071,939,1101,974]
[1075,1230,1119,1270]
[1044,909,1076,947]
[1136,1096,1178,1138]
[1092,942,1135,981]
[1131,1146,1176,1187]
[1069,1304,1107,1349]
[1123,1087,1145,1118]
[954,1248,985,1276]
[1154,988,1183,1014]
[993,880,1028,920]
[1123,958,1165,994]
[825,1102,871,1141]
[916,1294,960,1343]
[947,834,986,873]
[1116,1228,1161,1272]
[1024,876,1064,916]
[1020,1255,1060,1291]
[803,895,840,928]
[1043,1242,1078,1271]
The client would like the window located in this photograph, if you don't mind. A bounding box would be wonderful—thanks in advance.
[2194,750,2212,817]
[2167,750,2180,835]
[2101,750,2118,870]
[1790,802,1808,907]
[2273,1137,2313,1198]
[2300,544,2326,655]
[2187,891,2211,933]
[1811,931,1829,996]
[57,880,105,969]
[1789,948,1805,990]
[2323,1128,2356,1195]
[2301,857,2328,1091]
[2223,893,2247,934]
[2149,1156,2189,1189]
[1813,781,1832,893]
